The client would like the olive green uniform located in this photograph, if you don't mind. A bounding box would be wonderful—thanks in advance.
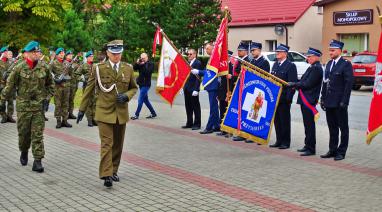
[67,60,79,116]
[1,60,54,158]
[50,59,70,121]
[79,61,138,178]
[0,59,14,120]
[76,62,96,122]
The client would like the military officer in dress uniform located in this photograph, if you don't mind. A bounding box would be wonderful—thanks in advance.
[250,42,270,73]
[77,40,138,187]
[269,44,298,149]
[232,42,251,142]
[288,47,323,156]
[0,41,54,172]
[191,43,220,134]
[50,47,72,128]
[320,40,354,161]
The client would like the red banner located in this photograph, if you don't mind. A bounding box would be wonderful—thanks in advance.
[366,32,382,144]
[152,27,162,58]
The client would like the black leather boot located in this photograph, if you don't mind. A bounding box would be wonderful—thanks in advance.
[20,152,28,166]
[32,160,44,173]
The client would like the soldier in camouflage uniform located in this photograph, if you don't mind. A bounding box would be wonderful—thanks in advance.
[50,48,72,128]
[75,50,97,127]
[0,41,54,172]
[0,46,16,123]
[65,50,79,120]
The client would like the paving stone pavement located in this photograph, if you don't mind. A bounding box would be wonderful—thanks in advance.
[0,98,382,212]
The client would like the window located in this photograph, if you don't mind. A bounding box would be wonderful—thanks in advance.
[352,55,377,64]
[266,53,277,62]
[317,6,323,14]
[288,52,306,62]
[339,33,369,56]
[266,40,277,51]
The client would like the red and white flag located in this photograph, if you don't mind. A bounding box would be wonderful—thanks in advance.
[156,35,191,105]
[152,27,162,57]
[366,32,382,144]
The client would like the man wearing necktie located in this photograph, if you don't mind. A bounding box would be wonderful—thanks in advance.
[77,40,138,187]
[320,39,354,161]
[269,44,298,149]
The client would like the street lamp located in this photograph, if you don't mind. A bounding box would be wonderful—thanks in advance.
[274,24,288,46]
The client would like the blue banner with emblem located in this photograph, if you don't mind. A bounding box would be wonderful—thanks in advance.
[221,66,283,144]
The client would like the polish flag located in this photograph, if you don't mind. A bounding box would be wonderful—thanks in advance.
[366,32,382,144]
[156,35,191,105]
[152,27,162,57]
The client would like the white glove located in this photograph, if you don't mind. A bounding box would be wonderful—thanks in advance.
[191,69,199,75]
[179,89,184,95]
[192,91,199,96]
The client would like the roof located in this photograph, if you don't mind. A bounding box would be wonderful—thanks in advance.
[313,0,340,6]
[222,0,316,27]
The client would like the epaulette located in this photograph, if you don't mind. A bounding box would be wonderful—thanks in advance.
[121,61,133,68]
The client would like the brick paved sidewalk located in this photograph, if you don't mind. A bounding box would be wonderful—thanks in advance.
[0,99,382,212]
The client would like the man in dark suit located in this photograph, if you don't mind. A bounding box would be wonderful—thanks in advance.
[191,43,220,134]
[232,42,252,142]
[269,44,298,149]
[320,40,354,161]
[288,47,323,156]
[216,50,234,137]
[250,42,270,73]
[182,49,202,130]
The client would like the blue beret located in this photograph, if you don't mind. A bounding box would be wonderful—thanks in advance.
[0,46,8,53]
[275,44,290,52]
[65,50,73,55]
[56,47,64,55]
[250,42,262,50]
[85,50,93,58]
[237,42,249,51]
[329,39,344,50]
[23,41,40,52]
[306,47,322,57]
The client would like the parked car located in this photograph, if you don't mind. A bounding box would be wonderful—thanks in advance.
[351,51,377,90]
[262,51,310,80]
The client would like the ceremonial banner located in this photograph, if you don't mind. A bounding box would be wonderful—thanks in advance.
[156,35,191,105]
[366,30,382,144]
[221,66,283,144]
[201,17,228,89]
[152,26,162,57]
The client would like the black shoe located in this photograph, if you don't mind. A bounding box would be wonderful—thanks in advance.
[269,143,280,148]
[7,117,16,123]
[1,117,7,123]
[68,113,77,119]
[181,125,192,129]
[192,126,201,130]
[32,160,44,173]
[88,119,93,127]
[216,131,227,136]
[131,116,139,120]
[103,177,113,188]
[334,154,345,161]
[200,129,213,134]
[44,116,48,122]
[20,152,28,166]
[61,120,72,128]
[300,151,315,156]
[278,145,289,149]
[297,147,307,152]
[56,119,62,128]
[111,173,119,182]
[146,114,157,119]
[245,140,254,143]
[320,151,336,158]
[232,136,245,141]
[92,120,97,126]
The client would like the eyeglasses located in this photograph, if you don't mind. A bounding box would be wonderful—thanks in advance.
[187,53,193,56]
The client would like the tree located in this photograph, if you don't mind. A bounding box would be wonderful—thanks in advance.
[54,9,92,52]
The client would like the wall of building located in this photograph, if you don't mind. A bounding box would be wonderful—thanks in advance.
[227,7,323,54]
[321,0,381,62]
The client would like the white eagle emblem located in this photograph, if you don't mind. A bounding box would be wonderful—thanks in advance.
[375,63,382,95]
